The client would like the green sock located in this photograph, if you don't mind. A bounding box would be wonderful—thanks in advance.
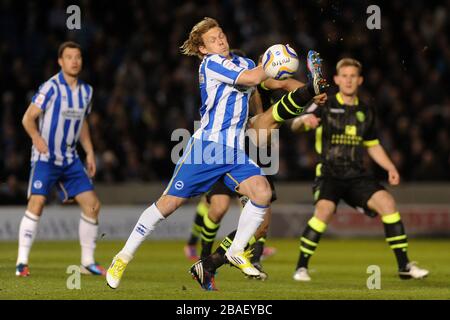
[203,230,236,272]
[382,212,409,270]
[296,216,327,269]
[272,85,314,122]
[250,237,266,263]
[200,214,220,259]
[187,200,208,245]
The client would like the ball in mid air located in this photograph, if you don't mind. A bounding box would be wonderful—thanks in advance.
[262,44,299,80]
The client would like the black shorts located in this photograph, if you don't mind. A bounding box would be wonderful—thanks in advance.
[205,175,277,203]
[313,176,385,217]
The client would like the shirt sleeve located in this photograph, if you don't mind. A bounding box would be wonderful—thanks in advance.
[31,81,55,111]
[205,54,246,85]
[363,105,380,147]
[245,58,256,70]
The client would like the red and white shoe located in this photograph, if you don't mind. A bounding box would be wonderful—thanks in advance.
[261,246,277,261]
[184,244,199,261]
[81,263,107,276]
[15,263,30,277]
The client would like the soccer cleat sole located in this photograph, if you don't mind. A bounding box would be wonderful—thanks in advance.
[398,273,428,280]
[106,283,116,289]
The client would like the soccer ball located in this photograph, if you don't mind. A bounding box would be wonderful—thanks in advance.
[262,44,299,80]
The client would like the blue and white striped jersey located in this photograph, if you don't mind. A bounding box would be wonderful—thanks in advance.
[193,53,256,149]
[31,71,93,166]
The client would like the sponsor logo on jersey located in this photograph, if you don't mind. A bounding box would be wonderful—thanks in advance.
[62,109,84,120]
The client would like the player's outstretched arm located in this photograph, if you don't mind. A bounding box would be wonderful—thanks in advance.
[263,78,305,92]
[235,65,268,87]
[22,103,48,154]
[366,144,400,185]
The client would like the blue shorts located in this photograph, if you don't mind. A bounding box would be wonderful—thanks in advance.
[27,158,94,202]
[164,138,263,198]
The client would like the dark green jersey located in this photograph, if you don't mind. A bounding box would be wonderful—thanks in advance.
[308,93,379,179]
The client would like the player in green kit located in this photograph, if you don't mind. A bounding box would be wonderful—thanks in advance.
[291,58,429,281]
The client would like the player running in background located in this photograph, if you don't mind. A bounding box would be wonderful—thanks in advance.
[291,58,429,281]
[17,41,105,277]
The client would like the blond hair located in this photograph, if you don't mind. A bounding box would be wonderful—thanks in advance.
[180,17,220,59]
[336,58,362,75]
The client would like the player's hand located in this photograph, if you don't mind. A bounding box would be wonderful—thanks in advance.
[86,152,96,178]
[388,169,400,186]
[32,135,49,155]
[300,114,321,129]
[313,93,327,106]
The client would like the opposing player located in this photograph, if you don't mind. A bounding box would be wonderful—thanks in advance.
[17,41,105,277]
[291,58,429,281]
[184,197,209,261]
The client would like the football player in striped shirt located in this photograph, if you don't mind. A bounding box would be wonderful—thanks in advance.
[106,17,328,290]
[189,56,328,286]
[17,41,105,277]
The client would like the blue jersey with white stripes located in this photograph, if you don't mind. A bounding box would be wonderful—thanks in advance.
[30,71,93,166]
[193,53,256,149]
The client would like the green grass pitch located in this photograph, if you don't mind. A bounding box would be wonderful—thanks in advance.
[0,239,449,300]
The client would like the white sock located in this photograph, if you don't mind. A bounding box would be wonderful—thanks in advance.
[17,211,40,265]
[79,213,98,266]
[228,201,267,255]
[119,203,165,261]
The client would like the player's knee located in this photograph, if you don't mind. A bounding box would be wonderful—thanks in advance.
[252,188,272,205]
[249,180,272,205]
[371,191,397,214]
[92,199,101,216]
[379,196,397,215]
[314,201,335,223]
[156,195,185,215]
[28,196,46,215]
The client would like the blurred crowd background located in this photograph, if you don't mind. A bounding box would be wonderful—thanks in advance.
[1,0,449,203]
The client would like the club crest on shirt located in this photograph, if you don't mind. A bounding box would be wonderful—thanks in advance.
[356,111,366,122]
[33,180,43,189]
[174,180,184,190]
[35,93,46,106]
